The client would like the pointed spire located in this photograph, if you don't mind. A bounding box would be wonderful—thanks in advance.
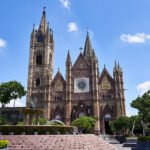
[80,47,83,54]
[39,7,47,33]
[115,60,117,68]
[31,24,35,44]
[113,60,117,71]
[47,22,49,32]
[92,49,97,61]
[50,29,54,43]
[31,24,35,37]
[83,31,93,58]
[117,62,120,69]
[113,61,122,73]
[32,24,35,32]
[66,50,72,64]
[104,64,106,69]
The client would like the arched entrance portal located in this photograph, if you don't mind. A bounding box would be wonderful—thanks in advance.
[104,114,112,134]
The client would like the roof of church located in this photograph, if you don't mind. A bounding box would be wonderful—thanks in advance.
[72,52,90,70]
[99,65,114,84]
[51,69,66,85]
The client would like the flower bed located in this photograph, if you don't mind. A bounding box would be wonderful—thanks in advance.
[0,140,8,149]
[0,125,73,135]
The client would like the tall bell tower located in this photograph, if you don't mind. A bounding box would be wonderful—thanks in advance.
[26,8,54,119]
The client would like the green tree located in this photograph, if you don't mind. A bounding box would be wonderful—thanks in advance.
[0,81,26,107]
[110,116,129,135]
[71,116,96,133]
[131,90,150,135]
[128,115,143,136]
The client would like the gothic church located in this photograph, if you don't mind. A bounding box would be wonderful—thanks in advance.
[26,9,126,134]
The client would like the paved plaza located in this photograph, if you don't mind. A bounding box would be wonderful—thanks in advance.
[0,134,128,150]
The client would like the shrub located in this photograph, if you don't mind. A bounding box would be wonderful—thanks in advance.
[138,136,150,142]
[71,116,96,133]
[39,118,47,125]
[0,140,8,149]
[0,125,73,135]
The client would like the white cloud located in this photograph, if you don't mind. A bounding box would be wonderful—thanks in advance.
[59,0,71,9]
[68,22,78,32]
[126,110,132,117]
[0,38,6,48]
[120,33,150,43]
[137,81,150,95]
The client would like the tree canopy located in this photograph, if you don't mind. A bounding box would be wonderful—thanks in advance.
[0,81,26,105]
[110,116,129,135]
[131,90,150,123]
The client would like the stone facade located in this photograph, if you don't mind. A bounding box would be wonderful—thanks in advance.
[26,9,126,134]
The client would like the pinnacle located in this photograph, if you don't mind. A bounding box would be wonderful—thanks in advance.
[83,31,93,58]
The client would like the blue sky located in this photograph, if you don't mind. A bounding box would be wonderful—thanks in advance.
[0,0,150,116]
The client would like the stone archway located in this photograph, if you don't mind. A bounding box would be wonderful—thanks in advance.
[53,106,64,121]
[101,104,113,134]
[104,113,112,134]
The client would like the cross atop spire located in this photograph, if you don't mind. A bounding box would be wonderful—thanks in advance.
[43,6,46,15]
[83,31,93,58]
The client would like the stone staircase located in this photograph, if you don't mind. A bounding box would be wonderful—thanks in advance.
[0,134,116,150]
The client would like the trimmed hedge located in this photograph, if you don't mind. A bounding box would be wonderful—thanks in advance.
[0,140,8,149]
[0,125,73,135]
[138,136,150,142]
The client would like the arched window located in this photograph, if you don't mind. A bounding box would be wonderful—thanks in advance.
[36,78,40,86]
[36,54,42,65]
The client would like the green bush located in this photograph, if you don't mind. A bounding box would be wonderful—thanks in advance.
[138,136,150,142]
[0,125,73,135]
[0,140,8,149]
[39,118,47,125]
[71,116,96,133]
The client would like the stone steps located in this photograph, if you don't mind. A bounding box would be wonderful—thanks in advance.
[0,134,116,150]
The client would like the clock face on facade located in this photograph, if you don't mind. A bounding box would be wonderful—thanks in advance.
[74,78,89,93]
[78,81,86,89]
